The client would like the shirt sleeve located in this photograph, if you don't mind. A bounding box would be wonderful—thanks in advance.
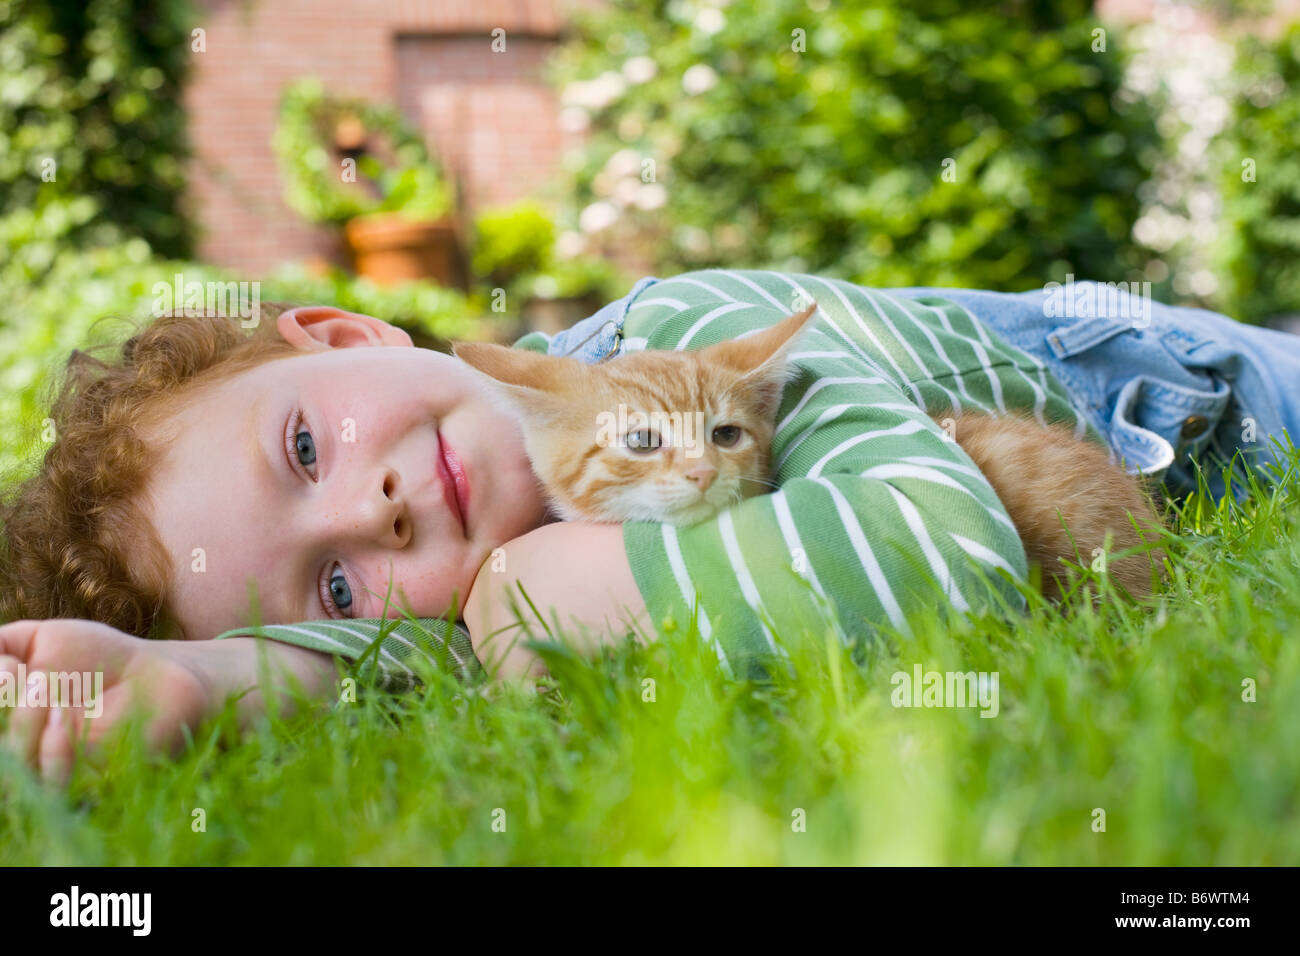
[212,617,483,690]
[617,275,1030,679]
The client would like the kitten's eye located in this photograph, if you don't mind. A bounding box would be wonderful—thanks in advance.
[321,564,354,617]
[625,429,662,453]
[712,425,742,447]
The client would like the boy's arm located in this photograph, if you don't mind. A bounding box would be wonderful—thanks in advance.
[211,616,481,687]
[462,521,651,680]
[607,272,1033,674]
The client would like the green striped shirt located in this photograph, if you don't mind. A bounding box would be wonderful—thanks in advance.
[216,269,1096,685]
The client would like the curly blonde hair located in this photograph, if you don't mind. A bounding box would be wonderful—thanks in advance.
[0,305,303,638]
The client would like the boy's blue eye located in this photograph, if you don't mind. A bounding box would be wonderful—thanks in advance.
[328,566,353,611]
[289,413,350,618]
[295,429,316,467]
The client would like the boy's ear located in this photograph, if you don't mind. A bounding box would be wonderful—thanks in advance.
[276,306,413,351]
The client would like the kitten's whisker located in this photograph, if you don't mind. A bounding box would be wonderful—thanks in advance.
[737,476,781,491]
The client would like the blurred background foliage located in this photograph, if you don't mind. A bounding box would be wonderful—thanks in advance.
[1,0,1299,482]
[551,0,1299,321]
[272,77,455,226]
[552,0,1160,290]
[0,0,193,275]
[1214,23,1300,322]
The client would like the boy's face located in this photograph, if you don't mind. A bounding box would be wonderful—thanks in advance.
[140,306,551,640]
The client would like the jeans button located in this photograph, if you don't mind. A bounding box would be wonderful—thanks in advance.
[1180,415,1209,440]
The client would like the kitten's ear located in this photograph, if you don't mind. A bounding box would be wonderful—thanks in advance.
[697,302,818,375]
[700,302,818,420]
[451,341,580,423]
[452,341,582,392]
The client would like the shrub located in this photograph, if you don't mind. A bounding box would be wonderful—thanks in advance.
[551,0,1160,290]
[272,78,453,227]
[470,199,627,309]
[1214,23,1300,325]
[0,0,194,270]
[472,200,556,286]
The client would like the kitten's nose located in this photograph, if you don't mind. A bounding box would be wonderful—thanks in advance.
[686,465,716,492]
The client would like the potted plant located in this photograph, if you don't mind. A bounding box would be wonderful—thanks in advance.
[273,79,460,286]
[344,165,459,287]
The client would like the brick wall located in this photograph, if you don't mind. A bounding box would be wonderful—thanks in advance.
[396,34,580,212]
[184,0,578,276]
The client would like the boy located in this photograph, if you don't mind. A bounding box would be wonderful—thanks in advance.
[3,269,1298,781]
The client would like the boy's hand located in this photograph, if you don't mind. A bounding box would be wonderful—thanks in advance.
[0,619,210,783]
[0,619,336,784]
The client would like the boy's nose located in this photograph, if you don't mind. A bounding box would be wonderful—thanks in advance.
[332,468,410,549]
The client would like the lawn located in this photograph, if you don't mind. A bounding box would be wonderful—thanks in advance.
[2,452,1298,866]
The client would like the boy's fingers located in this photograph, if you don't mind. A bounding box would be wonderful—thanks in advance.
[0,620,133,686]
[0,626,206,780]
[0,653,21,742]
[1,648,103,777]
[1,651,42,763]
[37,706,75,785]
[44,684,188,779]
[37,690,147,783]
[0,652,21,679]
[2,689,49,767]
[0,620,39,659]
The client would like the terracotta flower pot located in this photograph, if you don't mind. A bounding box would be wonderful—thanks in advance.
[344,213,462,287]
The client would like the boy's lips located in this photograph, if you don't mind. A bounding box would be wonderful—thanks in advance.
[436,428,469,536]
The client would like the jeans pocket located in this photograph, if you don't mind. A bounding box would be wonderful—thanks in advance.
[1112,374,1231,484]
[1043,313,1232,491]
[1045,313,1134,361]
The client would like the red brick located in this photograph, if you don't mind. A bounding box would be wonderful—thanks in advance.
[186,0,585,275]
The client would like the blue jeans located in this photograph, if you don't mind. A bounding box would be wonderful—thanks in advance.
[553,275,1300,500]
[891,282,1300,500]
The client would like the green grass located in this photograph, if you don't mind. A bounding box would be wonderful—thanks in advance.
[3,450,1300,865]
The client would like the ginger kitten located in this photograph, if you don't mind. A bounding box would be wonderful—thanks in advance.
[453,303,1164,599]
[932,409,1165,600]
[453,305,816,526]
